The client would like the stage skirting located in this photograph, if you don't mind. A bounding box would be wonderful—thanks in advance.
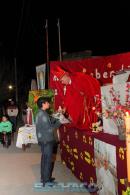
[59,125,127,195]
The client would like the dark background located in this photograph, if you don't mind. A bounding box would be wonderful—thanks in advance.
[0,0,130,103]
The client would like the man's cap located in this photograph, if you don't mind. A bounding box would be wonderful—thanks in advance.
[52,66,66,80]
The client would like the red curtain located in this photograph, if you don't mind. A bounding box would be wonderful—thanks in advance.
[50,52,130,109]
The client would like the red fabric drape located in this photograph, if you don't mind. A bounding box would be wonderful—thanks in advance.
[50,52,130,129]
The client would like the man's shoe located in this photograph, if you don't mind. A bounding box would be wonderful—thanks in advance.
[41,179,43,183]
[42,181,56,187]
[42,182,46,187]
[41,177,55,183]
[50,177,55,182]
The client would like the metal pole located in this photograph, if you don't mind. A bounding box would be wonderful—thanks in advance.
[45,19,50,88]
[14,57,18,103]
[57,18,62,61]
[45,19,49,65]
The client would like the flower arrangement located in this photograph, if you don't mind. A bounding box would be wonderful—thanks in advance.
[101,83,130,139]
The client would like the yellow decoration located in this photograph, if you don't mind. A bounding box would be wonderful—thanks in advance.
[92,121,102,133]
[90,177,94,183]
[84,151,91,164]
[122,190,127,195]
[73,148,78,153]
[89,137,93,145]
[73,148,78,159]
[83,135,87,143]
[91,158,95,167]
[66,145,70,153]
[125,112,130,183]
[80,152,83,160]
[119,147,125,160]
[80,172,83,180]
[125,112,130,130]
[62,161,66,165]
[120,178,125,185]
[74,155,78,160]
[119,178,130,194]
[70,161,75,171]
[126,187,130,194]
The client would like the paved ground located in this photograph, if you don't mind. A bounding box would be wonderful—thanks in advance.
[0,131,90,195]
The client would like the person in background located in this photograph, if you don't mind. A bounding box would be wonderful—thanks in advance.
[52,66,101,130]
[0,115,12,148]
[0,105,4,118]
[22,102,28,125]
[6,100,19,132]
[36,97,62,187]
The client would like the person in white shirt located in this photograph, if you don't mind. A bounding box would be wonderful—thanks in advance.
[96,154,116,195]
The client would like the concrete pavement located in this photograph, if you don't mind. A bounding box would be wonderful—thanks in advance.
[0,132,90,195]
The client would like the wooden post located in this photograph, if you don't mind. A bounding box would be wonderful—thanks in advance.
[57,18,62,61]
[45,19,50,89]
[14,57,18,103]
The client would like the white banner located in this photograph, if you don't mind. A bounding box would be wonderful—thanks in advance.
[94,139,117,195]
[36,64,46,89]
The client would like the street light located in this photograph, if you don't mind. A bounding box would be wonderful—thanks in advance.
[8,85,15,102]
[8,85,13,90]
[8,83,18,104]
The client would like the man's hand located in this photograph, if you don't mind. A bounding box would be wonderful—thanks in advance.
[58,106,66,114]
[62,107,66,114]
[58,113,71,124]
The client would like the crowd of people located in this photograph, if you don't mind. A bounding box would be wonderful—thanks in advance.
[0,100,19,148]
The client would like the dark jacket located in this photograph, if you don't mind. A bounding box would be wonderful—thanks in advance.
[36,109,61,144]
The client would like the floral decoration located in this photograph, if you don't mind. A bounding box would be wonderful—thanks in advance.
[96,83,130,139]
[102,83,130,128]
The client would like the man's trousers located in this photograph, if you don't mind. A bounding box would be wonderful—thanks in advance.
[40,141,54,183]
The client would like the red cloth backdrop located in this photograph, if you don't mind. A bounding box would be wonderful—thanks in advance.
[50,52,130,109]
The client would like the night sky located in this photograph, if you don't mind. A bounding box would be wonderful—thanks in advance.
[0,1,130,103]
[1,1,130,64]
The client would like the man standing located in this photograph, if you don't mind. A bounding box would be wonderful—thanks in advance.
[52,66,101,130]
[6,100,19,132]
[36,97,61,187]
